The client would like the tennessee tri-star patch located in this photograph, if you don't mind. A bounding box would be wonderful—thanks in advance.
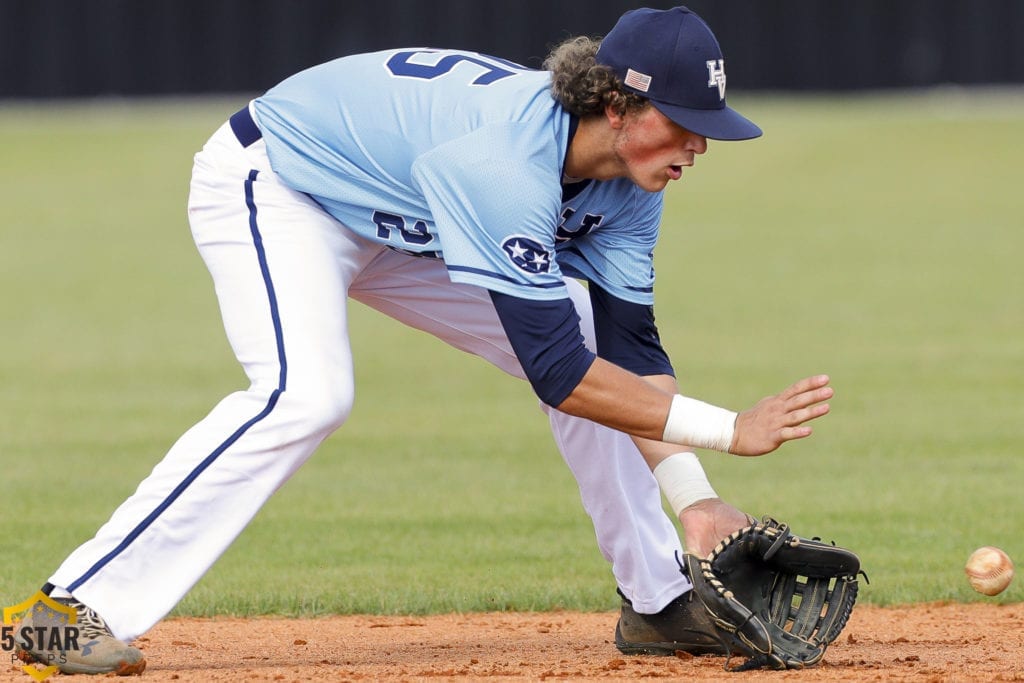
[501,236,550,274]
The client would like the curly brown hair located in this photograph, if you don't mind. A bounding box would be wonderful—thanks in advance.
[542,35,649,118]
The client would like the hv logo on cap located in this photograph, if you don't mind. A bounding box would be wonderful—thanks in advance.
[706,59,726,100]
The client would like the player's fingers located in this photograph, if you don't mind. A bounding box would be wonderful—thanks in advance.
[785,385,834,411]
[784,402,830,427]
[778,425,814,443]
[779,374,831,400]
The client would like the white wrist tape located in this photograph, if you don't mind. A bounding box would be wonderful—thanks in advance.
[661,394,737,452]
[653,452,719,516]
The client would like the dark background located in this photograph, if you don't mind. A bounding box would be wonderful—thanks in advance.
[2,0,1023,98]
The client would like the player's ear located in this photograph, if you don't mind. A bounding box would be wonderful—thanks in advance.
[604,91,628,129]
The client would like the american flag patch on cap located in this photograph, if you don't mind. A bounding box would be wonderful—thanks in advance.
[624,68,652,92]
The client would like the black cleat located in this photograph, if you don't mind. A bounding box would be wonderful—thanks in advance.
[614,590,729,656]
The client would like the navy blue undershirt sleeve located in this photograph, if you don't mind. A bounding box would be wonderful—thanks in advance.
[488,291,596,407]
[589,283,675,378]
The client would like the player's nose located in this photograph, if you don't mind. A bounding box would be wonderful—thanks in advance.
[684,132,708,155]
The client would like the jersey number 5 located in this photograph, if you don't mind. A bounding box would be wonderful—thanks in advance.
[386,50,527,85]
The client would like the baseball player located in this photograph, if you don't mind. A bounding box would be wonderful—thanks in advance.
[18,6,833,675]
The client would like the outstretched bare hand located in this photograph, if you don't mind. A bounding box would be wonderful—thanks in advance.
[729,374,833,456]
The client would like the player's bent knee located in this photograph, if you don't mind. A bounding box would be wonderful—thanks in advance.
[275,383,354,437]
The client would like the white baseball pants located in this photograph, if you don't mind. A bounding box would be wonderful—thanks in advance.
[48,110,689,641]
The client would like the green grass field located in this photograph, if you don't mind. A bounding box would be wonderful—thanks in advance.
[1,90,1021,617]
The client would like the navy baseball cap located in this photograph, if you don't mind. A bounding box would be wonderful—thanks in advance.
[596,6,762,141]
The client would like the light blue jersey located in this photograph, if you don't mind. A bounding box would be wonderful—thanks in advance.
[254,48,662,305]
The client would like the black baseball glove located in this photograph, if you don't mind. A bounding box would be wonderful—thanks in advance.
[680,517,862,671]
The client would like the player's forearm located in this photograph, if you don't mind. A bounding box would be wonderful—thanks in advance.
[555,358,675,441]
[557,359,739,453]
[623,375,725,518]
[566,371,725,536]
[628,374,688,468]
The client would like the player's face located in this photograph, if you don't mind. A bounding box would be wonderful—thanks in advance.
[612,106,708,192]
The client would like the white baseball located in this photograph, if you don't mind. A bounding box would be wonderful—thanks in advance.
[965,546,1014,596]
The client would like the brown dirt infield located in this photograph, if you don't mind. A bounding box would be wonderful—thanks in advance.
[4,603,1022,681]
